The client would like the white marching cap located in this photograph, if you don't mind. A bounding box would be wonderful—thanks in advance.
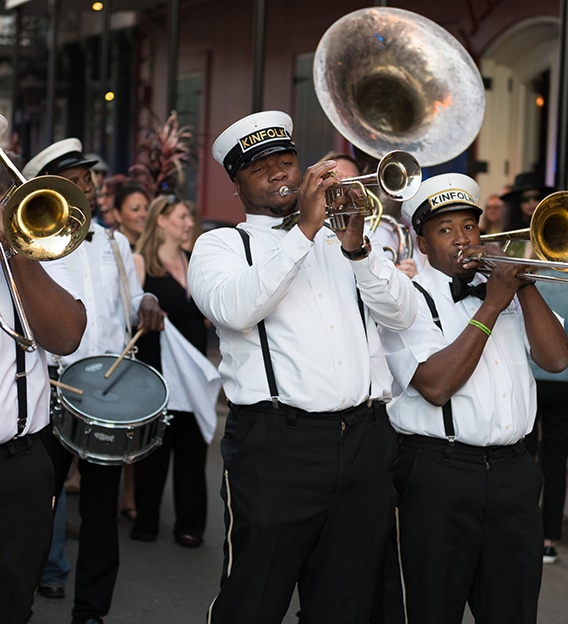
[212,110,295,178]
[22,138,98,179]
[401,172,482,234]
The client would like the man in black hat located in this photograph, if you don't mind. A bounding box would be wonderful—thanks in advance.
[188,110,417,623]
[380,172,568,624]
[24,138,164,624]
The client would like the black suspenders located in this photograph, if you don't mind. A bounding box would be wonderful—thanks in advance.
[13,307,28,437]
[236,226,371,409]
[412,282,455,443]
[236,228,280,407]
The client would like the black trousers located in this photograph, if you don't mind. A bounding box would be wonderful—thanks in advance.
[0,433,54,624]
[395,435,543,624]
[132,410,208,540]
[208,400,398,624]
[40,422,122,623]
[534,380,568,541]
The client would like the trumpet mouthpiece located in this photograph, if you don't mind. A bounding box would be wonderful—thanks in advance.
[278,186,296,197]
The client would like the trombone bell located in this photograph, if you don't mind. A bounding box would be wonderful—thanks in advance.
[477,191,568,280]
[4,175,91,261]
[530,191,568,269]
[0,135,91,350]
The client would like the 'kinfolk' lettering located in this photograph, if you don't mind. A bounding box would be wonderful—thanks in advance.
[239,127,289,151]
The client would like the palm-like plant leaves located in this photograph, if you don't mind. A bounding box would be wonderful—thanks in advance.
[130,110,198,197]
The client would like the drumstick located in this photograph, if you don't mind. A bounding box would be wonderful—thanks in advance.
[104,328,145,379]
[50,379,84,396]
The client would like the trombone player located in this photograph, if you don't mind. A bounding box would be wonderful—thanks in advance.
[0,205,86,622]
[379,172,568,623]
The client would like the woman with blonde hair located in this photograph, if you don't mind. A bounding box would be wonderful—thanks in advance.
[131,194,209,547]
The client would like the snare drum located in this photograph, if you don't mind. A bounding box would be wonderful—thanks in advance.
[51,355,170,466]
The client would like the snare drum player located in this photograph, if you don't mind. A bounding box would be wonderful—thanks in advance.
[379,173,568,623]
[22,139,164,624]
[0,229,85,622]
[187,111,417,623]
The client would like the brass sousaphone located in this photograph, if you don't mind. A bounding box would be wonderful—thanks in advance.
[311,7,486,237]
[313,7,486,168]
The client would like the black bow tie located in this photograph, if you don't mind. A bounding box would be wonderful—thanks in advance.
[85,231,94,242]
[272,212,300,231]
[450,277,487,302]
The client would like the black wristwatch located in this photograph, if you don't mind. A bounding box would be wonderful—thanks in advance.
[341,236,372,260]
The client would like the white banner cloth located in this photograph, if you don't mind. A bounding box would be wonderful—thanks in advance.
[160,317,222,444]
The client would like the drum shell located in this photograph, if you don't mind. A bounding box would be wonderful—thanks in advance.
[52,355,170,466]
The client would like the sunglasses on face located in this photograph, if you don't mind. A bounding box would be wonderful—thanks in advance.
[520,193,542,203]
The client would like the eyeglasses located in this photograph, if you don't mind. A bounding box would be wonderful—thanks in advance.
[520,193,542,203]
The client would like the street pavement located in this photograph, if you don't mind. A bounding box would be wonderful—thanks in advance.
[28,382,568,623]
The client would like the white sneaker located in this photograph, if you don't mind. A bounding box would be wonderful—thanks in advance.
[543,545,558,563]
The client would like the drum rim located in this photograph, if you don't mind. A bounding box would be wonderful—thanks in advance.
[57,354,169,425]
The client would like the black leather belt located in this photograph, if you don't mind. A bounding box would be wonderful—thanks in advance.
[229,399,383,420]
[0,432,38,460]
[399,434,525,458]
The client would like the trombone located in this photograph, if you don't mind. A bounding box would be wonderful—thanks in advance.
[463,191,568,283]
[0,144,91,351]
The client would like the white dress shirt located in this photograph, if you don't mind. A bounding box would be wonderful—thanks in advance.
[188,214,416,412]
[0,258,79,443]
[380,261,536,446]
[43,222,146,368]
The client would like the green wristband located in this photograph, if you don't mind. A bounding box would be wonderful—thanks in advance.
[468,318,492,337]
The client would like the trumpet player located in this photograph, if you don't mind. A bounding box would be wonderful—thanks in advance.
[188,110,416,624]
[379,172,568,624]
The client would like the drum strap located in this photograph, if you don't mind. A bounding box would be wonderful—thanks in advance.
[13,305,27,437]
[107,230,133,343]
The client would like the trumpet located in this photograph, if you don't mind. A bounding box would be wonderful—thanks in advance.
[461,191,568,283]
[0,140,91,350]
[278,149,421,231]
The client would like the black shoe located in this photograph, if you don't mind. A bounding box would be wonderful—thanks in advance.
[175,534,203,548]
[71,618,104,624]
[38,584,65,599]
[544,545,558,563]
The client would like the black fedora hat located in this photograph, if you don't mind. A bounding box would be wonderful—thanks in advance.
[500,171,554,202]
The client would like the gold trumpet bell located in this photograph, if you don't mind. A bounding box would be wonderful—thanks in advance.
[530,191,568,271]
[4,175,91,261]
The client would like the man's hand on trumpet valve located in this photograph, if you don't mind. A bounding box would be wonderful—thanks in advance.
[297,160,337,240]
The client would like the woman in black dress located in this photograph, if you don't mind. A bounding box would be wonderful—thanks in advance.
[131,194,209,547]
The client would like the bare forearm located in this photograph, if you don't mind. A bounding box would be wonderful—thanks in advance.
[9,255,86,354]
[518,284,568,372]
[412,302,502,405]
